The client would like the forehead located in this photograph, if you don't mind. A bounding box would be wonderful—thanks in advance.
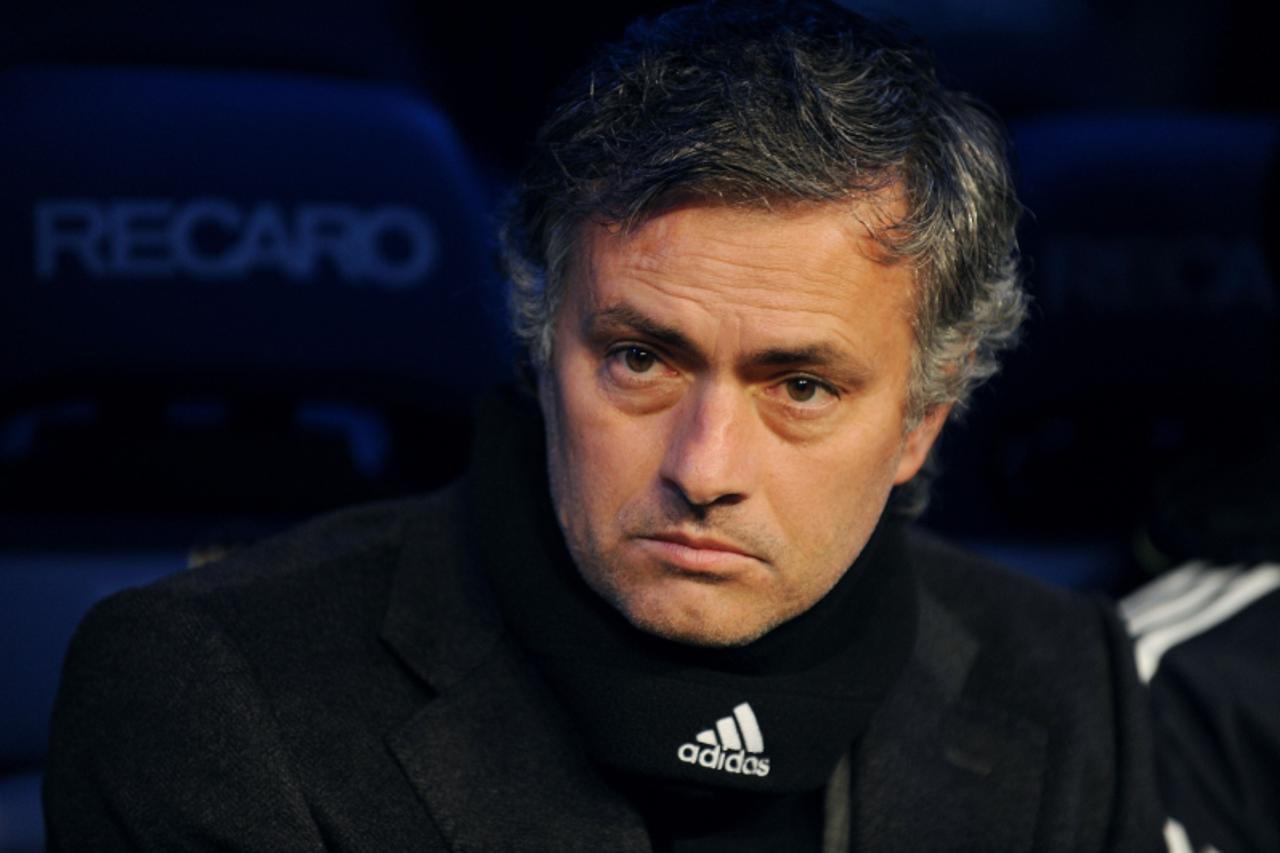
[566,200,918,365]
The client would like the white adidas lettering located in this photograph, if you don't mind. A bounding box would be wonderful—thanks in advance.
[676,702,771,777]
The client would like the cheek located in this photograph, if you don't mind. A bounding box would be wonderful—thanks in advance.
[554,376,614,480]
[769,436,899,557]
[545,357,658,519]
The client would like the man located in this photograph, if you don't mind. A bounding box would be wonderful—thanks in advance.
[44,1,1165,849]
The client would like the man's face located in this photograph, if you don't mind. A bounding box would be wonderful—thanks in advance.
[538,201,949,647]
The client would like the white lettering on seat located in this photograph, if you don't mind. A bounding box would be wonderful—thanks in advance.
[34,199,439,289]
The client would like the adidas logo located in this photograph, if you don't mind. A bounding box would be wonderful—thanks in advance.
[676,702,771,777]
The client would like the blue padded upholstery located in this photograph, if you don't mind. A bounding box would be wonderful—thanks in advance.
[0,771,44,853]
[930,114,1280,589]
[1,67,510,398]
[1,67,511,851]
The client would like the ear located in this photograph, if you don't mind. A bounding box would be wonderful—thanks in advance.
[893,403,952,485]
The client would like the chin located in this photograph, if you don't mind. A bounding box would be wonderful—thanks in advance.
[573,550,787,647]
[616,593,780,648]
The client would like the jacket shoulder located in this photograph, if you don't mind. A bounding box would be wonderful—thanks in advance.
[901,525,1136,748]
[148,491,451,597]
[903,526,1105,651]
[82,488,468,641]
[43,490,467,851]
[886,526,1164,851]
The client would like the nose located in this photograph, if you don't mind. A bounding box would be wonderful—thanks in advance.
[659,379,756,510]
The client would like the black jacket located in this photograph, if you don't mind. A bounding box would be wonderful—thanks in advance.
[43,481,1164,851]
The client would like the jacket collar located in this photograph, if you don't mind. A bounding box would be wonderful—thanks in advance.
[380,485,501,690]
[379,485,652,851]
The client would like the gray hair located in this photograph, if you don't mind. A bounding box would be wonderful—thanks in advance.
[500,0,1026,513]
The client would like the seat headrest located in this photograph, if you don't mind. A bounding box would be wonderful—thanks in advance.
[1,67,512,402]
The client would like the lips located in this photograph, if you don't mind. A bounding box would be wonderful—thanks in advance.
[633,530,762,574]
[647,531,754,557]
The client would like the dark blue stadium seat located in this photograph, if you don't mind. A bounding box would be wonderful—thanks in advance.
[0,66,511,850]
[1,66,509,400]
[930,113,1280,591]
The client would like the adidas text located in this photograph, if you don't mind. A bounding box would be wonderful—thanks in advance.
[677,742,771,776]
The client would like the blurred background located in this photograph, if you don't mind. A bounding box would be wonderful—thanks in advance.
[2,1,1278,849]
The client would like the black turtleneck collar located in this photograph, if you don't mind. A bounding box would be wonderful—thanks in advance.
[466,387,918,797]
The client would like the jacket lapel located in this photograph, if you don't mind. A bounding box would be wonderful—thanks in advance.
[387,641,651,851]
[379,489,651,852]
[848,589,1047,852]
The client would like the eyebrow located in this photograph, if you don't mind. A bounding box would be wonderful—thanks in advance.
[587,305,698,357]
[585,303,873,387]
[754,342,859,370]
[750,343,873,389]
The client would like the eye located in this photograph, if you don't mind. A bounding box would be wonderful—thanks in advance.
[785,377,820,402]
[603,344,677,390]
[621,345,658,374]
[771,375,839,411]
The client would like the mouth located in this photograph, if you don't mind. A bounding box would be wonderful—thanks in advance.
[633,531,762,576]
